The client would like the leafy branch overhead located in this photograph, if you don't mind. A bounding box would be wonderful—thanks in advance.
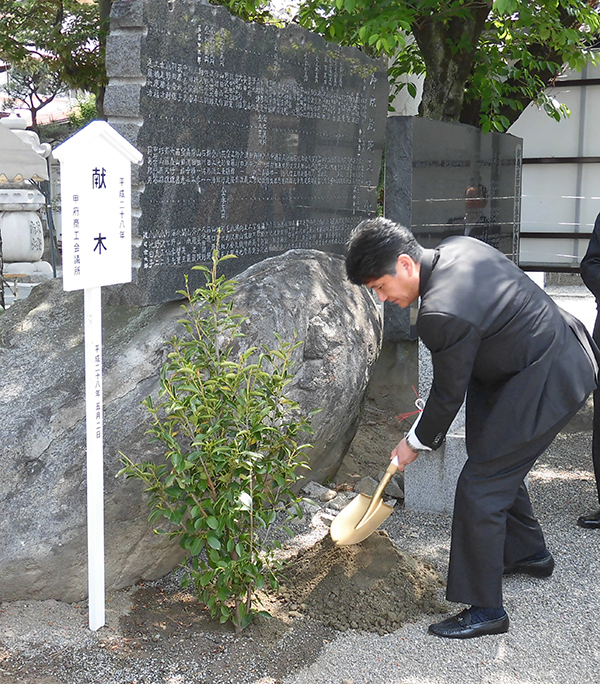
[119,247,316,634]
[2,0,596,133]
[295,0,599,131]
[0,0,110,121]
[0,0,106,95]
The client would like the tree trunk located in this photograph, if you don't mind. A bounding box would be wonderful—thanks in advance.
[413,2,492,122]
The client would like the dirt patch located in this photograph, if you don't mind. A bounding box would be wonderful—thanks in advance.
[336,399,406,485]
[119,529,447,644]
[278,531,446,635]
[100,529,446,682]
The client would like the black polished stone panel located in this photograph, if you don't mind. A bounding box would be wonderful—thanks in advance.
[384,116,522,341]
[386,117,522,261]
[107,0,387,305]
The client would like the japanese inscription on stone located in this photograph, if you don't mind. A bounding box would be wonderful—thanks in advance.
[106,0,388,304]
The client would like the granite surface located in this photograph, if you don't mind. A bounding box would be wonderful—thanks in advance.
[105,0,388,305]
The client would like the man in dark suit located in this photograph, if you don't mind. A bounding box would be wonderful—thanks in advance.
[578,211,600,528]
[346,217,598,639]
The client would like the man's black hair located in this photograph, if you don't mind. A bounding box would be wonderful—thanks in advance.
[345,217,423,285]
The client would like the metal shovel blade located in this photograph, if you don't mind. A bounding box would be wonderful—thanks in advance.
[330,456,399,546]
[330,493,395,546]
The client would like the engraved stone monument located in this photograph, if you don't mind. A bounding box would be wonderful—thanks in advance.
[104,0,388,305]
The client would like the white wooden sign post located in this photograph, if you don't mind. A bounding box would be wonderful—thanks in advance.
[54,122,143,631]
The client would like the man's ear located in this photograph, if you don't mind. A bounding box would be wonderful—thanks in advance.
[397,254,415,274]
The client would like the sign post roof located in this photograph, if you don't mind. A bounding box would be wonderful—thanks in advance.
[53,121,143,165]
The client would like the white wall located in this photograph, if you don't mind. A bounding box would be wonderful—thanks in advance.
[509,57,600,269]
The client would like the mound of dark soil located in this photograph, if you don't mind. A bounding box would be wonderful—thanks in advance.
[278,531,447,635]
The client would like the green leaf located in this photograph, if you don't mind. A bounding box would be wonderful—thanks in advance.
[207,534,221,550]
[187,536,204,556]
[493,0,517,15]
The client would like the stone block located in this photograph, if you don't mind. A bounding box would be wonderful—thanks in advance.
[110,0,146,29]
[404,340,466,513]
[404,429,467,514]
[104,120,142,150]
[106,31,144,78]
[104,83,142,118]
[384,116,522,258]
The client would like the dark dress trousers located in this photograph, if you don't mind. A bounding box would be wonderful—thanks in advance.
[580,212,600,505]
[413,236,598,607]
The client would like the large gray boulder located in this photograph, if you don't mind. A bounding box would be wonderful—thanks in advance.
[234,250,382,483]
[0,249,381,602]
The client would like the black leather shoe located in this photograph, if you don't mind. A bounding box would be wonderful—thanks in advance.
[428,608,509,639]
[577,510,600,529]
[503,551,554,577]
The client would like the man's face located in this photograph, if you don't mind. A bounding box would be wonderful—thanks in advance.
[366,255,420,308]
[465,186,487,210]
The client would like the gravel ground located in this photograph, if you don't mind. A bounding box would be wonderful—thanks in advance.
[1,287,596,684]
[1,429,598,684]
[285,429,600,684]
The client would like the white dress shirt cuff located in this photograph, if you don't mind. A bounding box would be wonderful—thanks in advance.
[406,413,432,452]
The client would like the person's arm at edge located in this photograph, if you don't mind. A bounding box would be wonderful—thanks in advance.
[581,213,600,299]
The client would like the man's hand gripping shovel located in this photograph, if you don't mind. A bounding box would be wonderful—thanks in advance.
[330,455,400,546]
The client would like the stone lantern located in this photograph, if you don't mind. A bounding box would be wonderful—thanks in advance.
[0,114,54,290]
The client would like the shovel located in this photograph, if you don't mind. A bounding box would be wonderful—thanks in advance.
[330,456,400,546]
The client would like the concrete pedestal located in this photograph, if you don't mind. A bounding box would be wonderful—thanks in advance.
[404,341,467,514]
[404,430,467,514]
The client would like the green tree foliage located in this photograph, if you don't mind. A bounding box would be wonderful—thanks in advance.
[294,0,600,131]
[119,247,315,634]
[1,57,67,130]
[0,0,106,114]
[67,93,98,130]
[4,0,595,133]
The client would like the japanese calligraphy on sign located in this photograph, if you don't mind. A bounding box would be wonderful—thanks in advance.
[54,122,143,291]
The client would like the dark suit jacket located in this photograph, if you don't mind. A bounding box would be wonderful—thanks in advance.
[581,213,600,304]
[414,236,598,462]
